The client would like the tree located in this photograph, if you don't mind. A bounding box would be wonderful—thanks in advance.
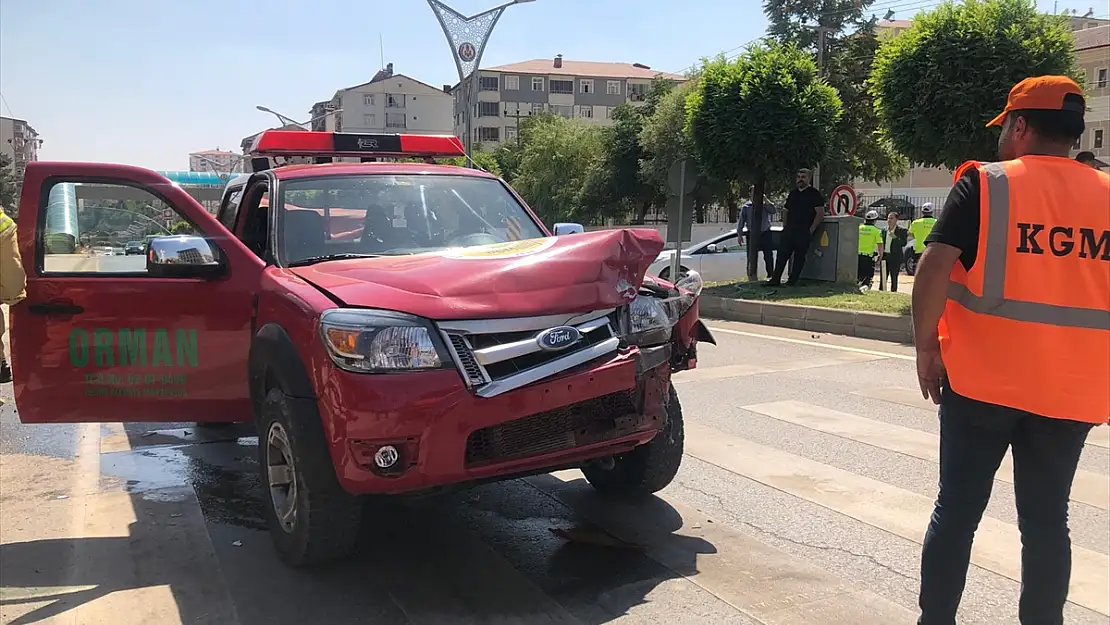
[580,104,653,223]
[870,0,1077,170]
[510,115,605,224]
[686,45,842,280]
[0,154,19,214]
[764,0,906,192]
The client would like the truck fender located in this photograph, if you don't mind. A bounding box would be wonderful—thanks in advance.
[249,323,317,416]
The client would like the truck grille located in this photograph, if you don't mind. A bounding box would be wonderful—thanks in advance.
[439,309,621,398]
[464,391,638,466]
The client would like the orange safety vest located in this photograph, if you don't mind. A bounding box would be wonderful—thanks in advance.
[938,156,1110,424]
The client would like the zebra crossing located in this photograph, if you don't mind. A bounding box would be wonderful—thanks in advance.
[531,323,1110,624]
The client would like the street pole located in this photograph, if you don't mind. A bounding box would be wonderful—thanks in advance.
[812,26,833,192]
[426,0,536,165]
[670,160,686,280]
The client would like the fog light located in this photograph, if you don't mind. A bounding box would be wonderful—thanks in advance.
[374,445,400,469]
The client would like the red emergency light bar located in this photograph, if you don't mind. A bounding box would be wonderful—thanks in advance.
[249,130,466,159]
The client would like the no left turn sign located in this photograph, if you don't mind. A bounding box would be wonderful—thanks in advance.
[828,184,858,216]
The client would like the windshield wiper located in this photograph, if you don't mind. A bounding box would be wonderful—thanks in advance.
[287,253,381,267]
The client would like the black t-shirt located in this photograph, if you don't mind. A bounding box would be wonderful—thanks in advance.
[783,186,824,232]
[925,169,980,271]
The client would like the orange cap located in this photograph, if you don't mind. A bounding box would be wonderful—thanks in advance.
[986,75,1085,127]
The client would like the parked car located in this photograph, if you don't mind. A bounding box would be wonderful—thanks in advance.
[648,226,783,282]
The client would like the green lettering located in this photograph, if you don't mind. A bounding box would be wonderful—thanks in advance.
[69,329,89,367]
[117,329,147,366]
[92,329,114,367]
[152,329,172,367]
[175,329,198,367]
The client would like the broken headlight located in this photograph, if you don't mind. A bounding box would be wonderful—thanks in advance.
[622,271,704,346]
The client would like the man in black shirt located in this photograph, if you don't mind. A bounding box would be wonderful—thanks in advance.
[767,168,824,286]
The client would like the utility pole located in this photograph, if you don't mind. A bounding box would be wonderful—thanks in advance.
[811,25,835,192]
[426,0,536,164]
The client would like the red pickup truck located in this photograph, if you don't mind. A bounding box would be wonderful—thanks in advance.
[10,131,714,566]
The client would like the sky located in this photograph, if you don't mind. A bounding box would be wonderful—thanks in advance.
[0,0,1103,170]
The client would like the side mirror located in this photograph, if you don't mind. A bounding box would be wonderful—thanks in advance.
[553,222,584,236]
[706,243,719,253]
[146,235,225,279]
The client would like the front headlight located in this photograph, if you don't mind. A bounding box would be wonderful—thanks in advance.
[319,309,446,373]
[624,271,704,345]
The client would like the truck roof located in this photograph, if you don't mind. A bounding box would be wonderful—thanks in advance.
[225,161,499,187]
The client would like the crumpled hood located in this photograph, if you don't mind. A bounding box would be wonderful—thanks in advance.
[289,229,665,320]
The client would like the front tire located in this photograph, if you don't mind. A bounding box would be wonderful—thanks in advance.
[582,383,684,497]
[904,254,917,276]
[257,388,362,567]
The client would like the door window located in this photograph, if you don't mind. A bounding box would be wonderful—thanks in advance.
[216,185,245,230]
[39,180,200,275]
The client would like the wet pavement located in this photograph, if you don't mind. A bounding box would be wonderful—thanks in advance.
[1,320,1108,625]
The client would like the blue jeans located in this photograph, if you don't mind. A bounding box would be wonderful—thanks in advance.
[918,385,1095,625]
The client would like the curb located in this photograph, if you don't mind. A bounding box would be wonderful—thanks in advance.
[700,295,913,344]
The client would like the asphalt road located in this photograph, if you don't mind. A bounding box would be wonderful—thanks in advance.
[1,320,1107,625]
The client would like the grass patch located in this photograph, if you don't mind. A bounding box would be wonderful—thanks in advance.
[704,279,911,316]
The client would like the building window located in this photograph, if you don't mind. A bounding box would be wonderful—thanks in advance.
[580,79,593,94]
[1073,133,1083,150]
[1095,129,1105,150]
[531,102,546,114]
[550,79,573,94]
[505,75,520,90]
[607,81,621,95]
[386,112,406,128]
[387,94,404,108]
[363,94,375,107]
[532,77,544,91]
[605,106,615,119]
[478,101,500,117]
[577,105,593,118]
[552,105,573,118]
[629,83,648,102]
[505,127,518,142]
[363,114,376,127]
[504,102,519,116]
[1098,68,1108,89]
[479,76,499,91]
[477,127,500,142]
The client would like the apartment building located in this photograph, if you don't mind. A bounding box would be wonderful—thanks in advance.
[189,149,244,173]
[308,63,453,136]
[0,115,41,177]
[453,55,685,148]
[1073,25,1109,163]
[858,15,1110,202]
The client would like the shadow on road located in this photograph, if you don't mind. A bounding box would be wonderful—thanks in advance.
[2,421,719,624]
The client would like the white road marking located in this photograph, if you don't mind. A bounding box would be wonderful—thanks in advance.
[675,351,884,383]
[681,421,1110,616]
[540,471,915,624]
[744,400,1110,511]
[706,325,916,361]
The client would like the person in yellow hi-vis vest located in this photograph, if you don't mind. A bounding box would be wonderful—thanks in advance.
[908,203,936,272]
[0,204,27,384]
[857,210,884,290]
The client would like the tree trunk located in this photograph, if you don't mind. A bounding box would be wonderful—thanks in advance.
[634,200,650,225]
[746,178,765,282]
[726,188,739,224]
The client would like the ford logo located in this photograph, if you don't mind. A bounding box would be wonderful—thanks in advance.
[536,326,581,352]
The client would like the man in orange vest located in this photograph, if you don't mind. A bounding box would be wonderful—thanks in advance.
[911,76,1109,624]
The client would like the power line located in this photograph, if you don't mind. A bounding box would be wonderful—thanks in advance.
[0,92,13,117]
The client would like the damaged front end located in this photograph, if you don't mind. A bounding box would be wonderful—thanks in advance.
[618,270,715,375]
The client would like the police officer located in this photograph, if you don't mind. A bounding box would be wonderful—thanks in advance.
[857,210,883,290]
[0,204,27,384]
[912,76,1109,625]
[908,203,936,270]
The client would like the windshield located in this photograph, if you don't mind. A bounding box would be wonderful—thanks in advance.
[277,174,545,266]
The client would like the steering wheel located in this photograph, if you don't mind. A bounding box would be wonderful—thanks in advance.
[447,232,500,247]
